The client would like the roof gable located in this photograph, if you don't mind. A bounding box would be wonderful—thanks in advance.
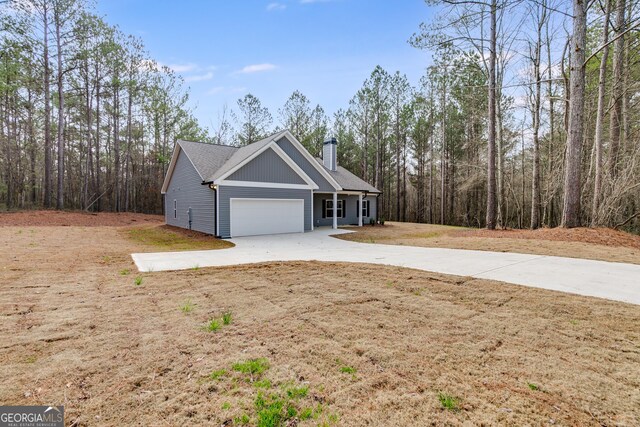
[227,147,307,185]
[161,140,238,193]
[208,133,280,182]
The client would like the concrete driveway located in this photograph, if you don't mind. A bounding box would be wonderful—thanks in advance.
[132,228,640,305]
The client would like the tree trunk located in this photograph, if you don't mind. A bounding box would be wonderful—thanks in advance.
[395,107,401,221]
[440,80,446,225]
[114,83,120,212]
[496,94,505,227]
[55,10,65,210]
[561,0,587,228]
[608,0,625,178]
[95,75,101,211]
[486,0,498,230]
[530,5,545,229]
[545,16,556,227]
[83,60,93,210]
[125,85,133,211]
[43,3,52,208]
[27,85,37,205]
[591,0,611,225]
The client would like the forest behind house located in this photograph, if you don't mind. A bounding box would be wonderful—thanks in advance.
[1,0,639,232]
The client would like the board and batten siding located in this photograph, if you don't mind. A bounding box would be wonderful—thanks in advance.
[275,136,335,192]
[313,194,377,227]
[218,186,312,238]
[227,147,307,184]
[164,149,215,234]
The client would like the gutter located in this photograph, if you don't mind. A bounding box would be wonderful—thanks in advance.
[202,181,218,237]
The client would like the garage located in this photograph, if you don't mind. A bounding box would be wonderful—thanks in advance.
[230,198,305,237]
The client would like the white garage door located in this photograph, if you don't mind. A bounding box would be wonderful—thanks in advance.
[230,198,305,237]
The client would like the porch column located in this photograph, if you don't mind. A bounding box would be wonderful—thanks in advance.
[358,193,363,227]
[332,192,338,230]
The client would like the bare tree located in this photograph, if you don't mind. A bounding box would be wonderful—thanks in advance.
[486,0,498,229]
[561,0,587,227]
[591,0,612,225]
[528,0,548,229]
[608,0,626,178]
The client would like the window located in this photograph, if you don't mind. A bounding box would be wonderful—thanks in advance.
[357,199,370,217]
[323,199,345,218]
[173,200,177,219]
[361,199,370,217]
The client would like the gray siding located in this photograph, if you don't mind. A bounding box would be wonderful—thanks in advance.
[227,147,306,185]
[313,194,377,227]
[164,149,215,234]
[275,137,336,191]
[218,185,312,238]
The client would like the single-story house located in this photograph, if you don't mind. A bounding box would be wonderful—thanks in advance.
[161,129,381,238]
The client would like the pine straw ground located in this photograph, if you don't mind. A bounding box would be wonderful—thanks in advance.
[338,221,640,265]
[0,214,639,426]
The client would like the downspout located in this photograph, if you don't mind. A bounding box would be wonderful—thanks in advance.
[202,181,217,237]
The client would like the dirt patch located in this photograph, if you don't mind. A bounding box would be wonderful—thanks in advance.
[0,210,163,227]
[124,225,234,251]
[338,222,640,264]
[0,225,639,425]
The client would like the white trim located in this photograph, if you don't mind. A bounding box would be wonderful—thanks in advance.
[214,142,319,190]
[278,130,342,191]
[314,190,365,196]
[229,198,305,237]
[358,193,363,227]
[230,197,305,202]
[218,180,315,190]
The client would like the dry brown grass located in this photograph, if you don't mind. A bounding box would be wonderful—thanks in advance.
[338,222,640,264]
[0,209,163,227]
[1,220,639,426]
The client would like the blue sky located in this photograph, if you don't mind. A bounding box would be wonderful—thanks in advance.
[96,0,433,131]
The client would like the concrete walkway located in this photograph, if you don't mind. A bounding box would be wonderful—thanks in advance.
[131,228,640,305]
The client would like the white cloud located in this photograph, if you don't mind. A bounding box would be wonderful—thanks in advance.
[267,2,286,11]
[185,71,214,82]
[207,86,248,95]
[207,86,225,95]
[237,63,277,74]
[168,63,198,73]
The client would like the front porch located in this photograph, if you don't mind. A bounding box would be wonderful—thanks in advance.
[312,192,377,229]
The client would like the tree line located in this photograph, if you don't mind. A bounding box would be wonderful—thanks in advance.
[1,0,639,232]
[0,0,208,213]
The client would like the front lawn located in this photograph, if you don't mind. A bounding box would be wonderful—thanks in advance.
[0,217,638,425]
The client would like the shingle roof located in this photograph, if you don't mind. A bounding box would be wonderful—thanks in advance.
[173,131,380,194]
[177,140,238,181]
[315,158,381,193]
